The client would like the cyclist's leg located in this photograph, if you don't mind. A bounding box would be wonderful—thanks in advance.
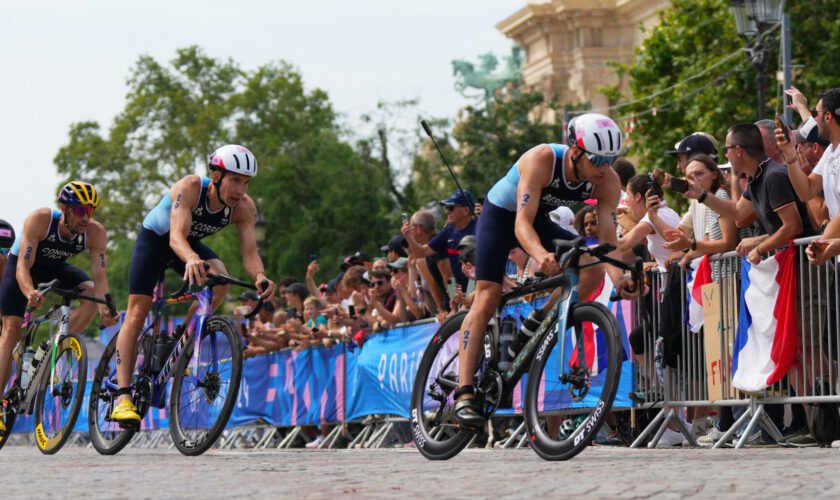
[113,229,168,415]
[0,255,31,396]
[454,201,514,425]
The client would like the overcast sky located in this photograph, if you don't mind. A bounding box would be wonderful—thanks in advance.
[1,0,523,231]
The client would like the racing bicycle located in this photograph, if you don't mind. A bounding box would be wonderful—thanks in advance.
[410,237,642,461]
[0,280,116,454]
[88,271,265,456]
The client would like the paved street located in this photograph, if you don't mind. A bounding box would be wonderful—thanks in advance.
[3,445,840,498]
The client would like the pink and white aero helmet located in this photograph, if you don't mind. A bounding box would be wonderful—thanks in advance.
[566,113,622,159]
[208,145,258,177]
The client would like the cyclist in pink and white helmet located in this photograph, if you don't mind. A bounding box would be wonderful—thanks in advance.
[452,113,638,428]
[110,144,276,426]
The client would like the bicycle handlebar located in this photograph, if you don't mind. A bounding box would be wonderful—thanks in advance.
[33,280,118,329]
[510,237,643,301]
[169,268,270,320]
[550,237,643,302]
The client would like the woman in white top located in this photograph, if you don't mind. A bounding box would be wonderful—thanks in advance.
[618,174,681,270]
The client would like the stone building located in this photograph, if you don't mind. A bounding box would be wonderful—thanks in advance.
[497,0,670,120]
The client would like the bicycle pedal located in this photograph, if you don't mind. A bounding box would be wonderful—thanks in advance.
[117,420,141,431]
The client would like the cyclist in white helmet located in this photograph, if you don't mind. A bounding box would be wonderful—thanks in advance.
[452,113,639,428]
[110,145,277,424]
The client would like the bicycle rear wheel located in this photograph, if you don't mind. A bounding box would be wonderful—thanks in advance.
[88,331,151,455]
[34,333,87,454]
[169,317,241,456]
[409,311,480,460]
[524,301,622,461]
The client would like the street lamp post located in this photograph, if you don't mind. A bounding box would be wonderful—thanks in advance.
[730,0,785,120]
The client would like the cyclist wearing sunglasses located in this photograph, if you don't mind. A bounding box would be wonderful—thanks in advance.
[0,182,117,431]
[452,112,639,428]
[110,144,277,425]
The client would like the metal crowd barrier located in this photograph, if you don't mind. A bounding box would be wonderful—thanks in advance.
[631,235,840,449]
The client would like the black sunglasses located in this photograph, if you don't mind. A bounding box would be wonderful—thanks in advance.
[373,279,387,286]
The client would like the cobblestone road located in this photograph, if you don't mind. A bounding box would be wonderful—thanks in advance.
[4,446,840,498]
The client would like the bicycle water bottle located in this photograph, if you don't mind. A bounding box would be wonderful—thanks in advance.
[497,316,517,371]
[21,347,35,388]
[31,341,49,373]
[508,308,546,358]
[152,332,171,374]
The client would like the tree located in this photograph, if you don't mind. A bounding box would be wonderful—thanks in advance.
[54,47,395,307]
[611,0,840,185]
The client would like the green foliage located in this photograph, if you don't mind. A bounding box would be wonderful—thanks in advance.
[612,0,840,212]
[55,46,395,307]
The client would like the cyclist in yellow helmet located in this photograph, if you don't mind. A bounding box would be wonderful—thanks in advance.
[0,182,118,432]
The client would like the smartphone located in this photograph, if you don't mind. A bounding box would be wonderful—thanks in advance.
[446,277,457,300]
[401,213,410,225]
[668,177,690,194]
[776,112,790,143]
[308,253,318,262]
[348,305,356,318]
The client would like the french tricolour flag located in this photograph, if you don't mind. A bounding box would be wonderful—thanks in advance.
[685,256,712,333]
[731,246,798,392]
[569,274,629,375]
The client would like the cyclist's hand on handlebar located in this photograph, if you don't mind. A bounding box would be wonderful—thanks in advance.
[615,275,640,300]
[26,289,44,308]
[538,252,561,276]
[184,254,207,287]
[98,303,118,327]
[256,275,276,300]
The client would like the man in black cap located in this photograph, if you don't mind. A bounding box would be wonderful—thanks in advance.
[340,251,371,271]
[666,133,719,174]
[402,190,476,294]
[380,235,408,263]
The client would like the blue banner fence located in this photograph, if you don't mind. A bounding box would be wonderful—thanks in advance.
[11,296,637,434]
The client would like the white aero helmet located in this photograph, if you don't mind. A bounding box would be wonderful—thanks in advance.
[208,145,258,177]
[566,113,622,165]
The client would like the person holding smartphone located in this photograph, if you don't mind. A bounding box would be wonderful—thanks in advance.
[617,174,681,271]
[662,154,737,278]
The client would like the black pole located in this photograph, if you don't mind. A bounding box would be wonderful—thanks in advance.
[756,62,766,121]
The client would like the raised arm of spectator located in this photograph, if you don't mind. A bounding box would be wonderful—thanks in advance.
[401,222,435,257]
[305,260,320,297]
[643,190,677,238]
[776,125,823,202]
[393,277,421,321]
[785,87,813,124]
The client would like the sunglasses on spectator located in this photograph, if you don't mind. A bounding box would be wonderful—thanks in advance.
[445,205,465,212]
[721,144,741,153]
[69,205,95,217]
[373,279,387,286]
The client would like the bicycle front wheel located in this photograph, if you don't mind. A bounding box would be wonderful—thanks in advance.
[169,317,242,456]
[524,301,622,461]
[409,311,479,460]
[34,333,88,455]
